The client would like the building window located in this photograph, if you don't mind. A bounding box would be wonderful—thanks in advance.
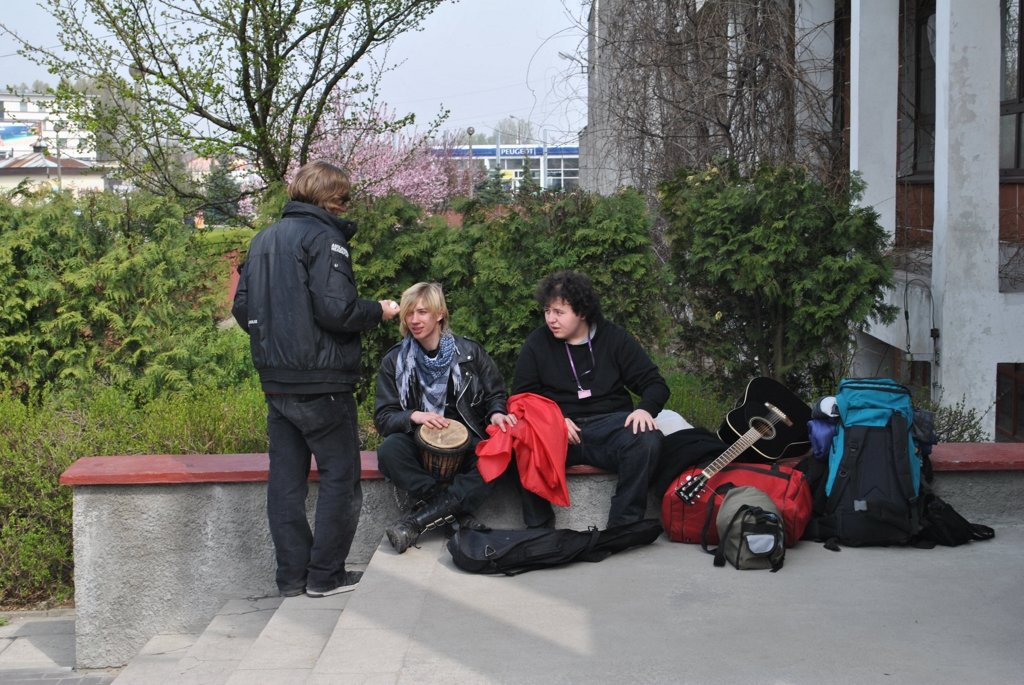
[996,363,1024,441]
[914,1,936,173]
[901,0,937,176]
[1002,0,1024,174]
[905,1,1024,175]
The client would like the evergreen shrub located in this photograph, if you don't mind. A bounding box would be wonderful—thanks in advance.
[0,383,270,606]
[659,162,896,397]
[0,185,670,606]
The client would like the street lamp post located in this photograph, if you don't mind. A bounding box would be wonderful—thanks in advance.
[54,122,63,192]
[466,126,475,198]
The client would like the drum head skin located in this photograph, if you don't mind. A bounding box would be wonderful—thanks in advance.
[416,421,469,452]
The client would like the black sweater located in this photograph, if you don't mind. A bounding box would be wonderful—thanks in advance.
[512,321,669,420]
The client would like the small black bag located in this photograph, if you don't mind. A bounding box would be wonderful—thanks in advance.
[447,519,663,575]
[915,489,995,547]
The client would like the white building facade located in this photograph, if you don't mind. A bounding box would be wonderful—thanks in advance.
[0,91,93,162]
[584,0,1023,440]
[841,0,1023,441]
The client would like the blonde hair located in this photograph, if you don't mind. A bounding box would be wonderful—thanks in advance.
[399,282,450,338]
[288,161,352,214]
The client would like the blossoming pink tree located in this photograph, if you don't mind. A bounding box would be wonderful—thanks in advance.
[307,101,483,210]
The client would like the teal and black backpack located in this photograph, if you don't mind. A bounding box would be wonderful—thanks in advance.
[806,378,923,547]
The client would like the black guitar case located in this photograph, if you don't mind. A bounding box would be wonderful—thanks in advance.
[447,519,664,575]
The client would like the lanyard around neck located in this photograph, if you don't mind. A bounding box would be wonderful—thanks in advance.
[564,328,595,396]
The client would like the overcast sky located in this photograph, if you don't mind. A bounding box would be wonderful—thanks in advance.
[0,0,589,145]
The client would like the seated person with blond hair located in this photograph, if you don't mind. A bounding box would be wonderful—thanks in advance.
[374,282,516,553]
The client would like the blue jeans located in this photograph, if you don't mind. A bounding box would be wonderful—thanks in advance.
[265,393,362,595]
[520,411,661,528]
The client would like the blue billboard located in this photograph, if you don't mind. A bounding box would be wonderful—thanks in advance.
[0,122,39,142]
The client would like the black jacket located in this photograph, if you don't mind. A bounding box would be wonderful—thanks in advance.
[231,201,383,393]
[374,335,508,440]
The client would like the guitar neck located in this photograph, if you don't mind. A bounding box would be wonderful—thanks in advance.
[702,406,786,479]
[700,430,760,480]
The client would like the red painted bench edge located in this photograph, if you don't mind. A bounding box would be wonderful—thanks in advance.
[58,442,1023,487]
[929,442,1024,472]
[58,452,610,486]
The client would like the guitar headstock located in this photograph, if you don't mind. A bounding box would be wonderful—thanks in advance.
[675,472,708,504]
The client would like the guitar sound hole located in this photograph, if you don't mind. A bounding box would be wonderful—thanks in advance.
[747,416,777,440]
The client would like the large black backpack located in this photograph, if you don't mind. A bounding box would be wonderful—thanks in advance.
[447,519,663,575]
[804,378,923,547]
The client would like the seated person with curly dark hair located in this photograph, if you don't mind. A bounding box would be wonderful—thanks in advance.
[512,269,669,529]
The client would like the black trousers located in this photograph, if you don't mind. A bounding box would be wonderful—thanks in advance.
[265,393,361,595]
[377,432,495,512]
[520,411,662,529]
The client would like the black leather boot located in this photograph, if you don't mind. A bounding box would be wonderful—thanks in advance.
[455,512,490,532]
[386,490,460,554]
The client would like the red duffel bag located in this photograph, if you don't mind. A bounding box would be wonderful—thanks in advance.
[661,462,812,547]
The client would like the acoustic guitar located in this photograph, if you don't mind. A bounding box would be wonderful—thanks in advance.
[675,376,811,504]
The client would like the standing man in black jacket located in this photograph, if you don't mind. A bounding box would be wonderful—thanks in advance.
[512,269,669,529]
[232,161,400,598]
[375,282,516,553]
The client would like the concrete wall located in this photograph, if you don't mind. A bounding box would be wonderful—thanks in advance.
[932,472,1024,529]
[70,471,643,669]
[579,0,633,194]
[69,453,1016,669]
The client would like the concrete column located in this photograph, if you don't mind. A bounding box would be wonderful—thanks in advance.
[850,0,899,235]
[794,0,836,165]
[931,1,1005,437]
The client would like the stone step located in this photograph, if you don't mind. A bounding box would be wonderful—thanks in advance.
[308,536,446,682]
[109,632,199,684]
[224,579,362,684]
[111,597,281,685]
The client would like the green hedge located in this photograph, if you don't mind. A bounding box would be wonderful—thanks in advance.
[0,384,269,606]
[0,186,683,606]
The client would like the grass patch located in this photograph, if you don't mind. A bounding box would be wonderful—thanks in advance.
[658,359,732,431]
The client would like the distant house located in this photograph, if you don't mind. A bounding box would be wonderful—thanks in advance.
[0,149,105,194]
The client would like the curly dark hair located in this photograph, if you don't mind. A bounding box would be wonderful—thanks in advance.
[534,270,603,323]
